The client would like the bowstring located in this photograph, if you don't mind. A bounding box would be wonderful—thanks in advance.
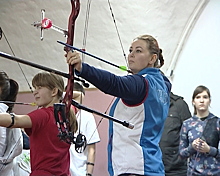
[1,27,33,93]
[105,0,129,113]
[76,0,92,144]
[86,97,115,143]
[79,0,115,144]
[82,0,92,63]
[77,0,131,145]
[107,0,129,69]
[82,0,130,144]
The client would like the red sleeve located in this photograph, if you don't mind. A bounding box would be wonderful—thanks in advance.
[25,107,51,136]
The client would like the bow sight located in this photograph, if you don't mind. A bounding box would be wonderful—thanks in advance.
[32,9,68,41]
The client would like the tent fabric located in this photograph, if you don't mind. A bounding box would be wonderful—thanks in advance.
[0,0,207,92]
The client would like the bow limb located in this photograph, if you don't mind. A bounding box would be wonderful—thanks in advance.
[63,0,80,122]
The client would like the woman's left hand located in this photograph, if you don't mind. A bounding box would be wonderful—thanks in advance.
[195,138,210,153]
[66,50,82,72]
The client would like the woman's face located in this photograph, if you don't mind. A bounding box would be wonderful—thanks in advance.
[128,39,156,74]
[193,90,210,114]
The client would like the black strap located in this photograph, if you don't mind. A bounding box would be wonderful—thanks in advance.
[7,113,15,128]
[86,162,94,166]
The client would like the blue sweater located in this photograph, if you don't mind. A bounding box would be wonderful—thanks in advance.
[76,63,171,105]
[76,63,171,175]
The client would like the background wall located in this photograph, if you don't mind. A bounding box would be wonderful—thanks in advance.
[0,0,207,90]
[169,0,220,115]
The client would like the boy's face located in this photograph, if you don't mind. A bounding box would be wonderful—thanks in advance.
[73,91,84,104]
[73,91,81,99]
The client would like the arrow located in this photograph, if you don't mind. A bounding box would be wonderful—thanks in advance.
[0,101,36,106]
[57,40,132,73]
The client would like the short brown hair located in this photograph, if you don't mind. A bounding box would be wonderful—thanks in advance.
[32,72,64,100]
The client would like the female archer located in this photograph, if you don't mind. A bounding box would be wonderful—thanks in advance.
[66,34,171,176]
[0,71,77,176]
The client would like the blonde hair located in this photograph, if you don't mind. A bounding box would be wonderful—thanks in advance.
[134,34,164,68]
[32,72,77,133]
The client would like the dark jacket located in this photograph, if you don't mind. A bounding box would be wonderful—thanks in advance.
[159,92,191,176]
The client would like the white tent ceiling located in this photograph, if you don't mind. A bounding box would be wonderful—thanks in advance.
[0,0,208,92]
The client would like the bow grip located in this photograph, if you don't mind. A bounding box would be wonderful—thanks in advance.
[54,103,68,128]
[54,103,61,126]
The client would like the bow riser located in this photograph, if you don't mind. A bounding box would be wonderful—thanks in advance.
[55,0,83,149]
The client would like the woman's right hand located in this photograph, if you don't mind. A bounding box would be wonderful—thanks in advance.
[66,50,82,72]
